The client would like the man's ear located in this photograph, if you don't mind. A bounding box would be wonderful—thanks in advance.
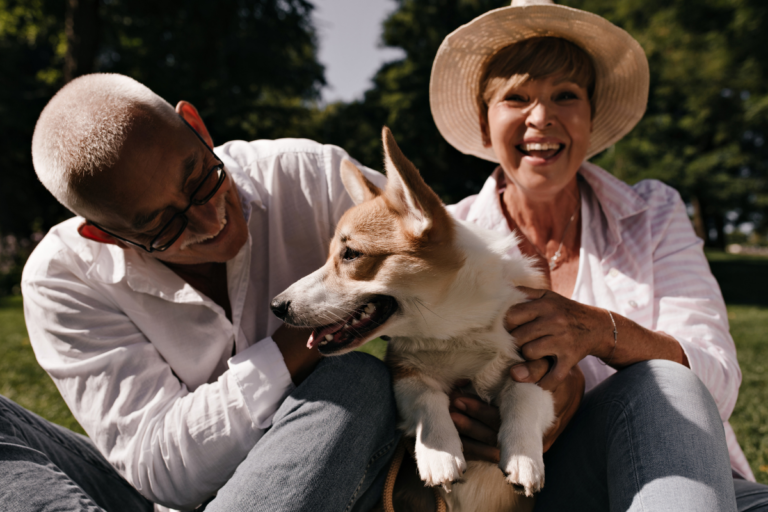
[77,221,120,246]
[175,101,214,148]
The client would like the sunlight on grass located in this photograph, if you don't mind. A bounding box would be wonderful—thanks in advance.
[0,296,84,434]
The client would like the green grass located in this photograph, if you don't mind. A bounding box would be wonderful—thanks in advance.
[1,251,767,483]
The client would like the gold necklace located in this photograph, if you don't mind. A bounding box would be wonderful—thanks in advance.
[515,200,581,271]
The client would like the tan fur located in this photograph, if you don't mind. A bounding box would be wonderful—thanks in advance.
[273,127,554,511]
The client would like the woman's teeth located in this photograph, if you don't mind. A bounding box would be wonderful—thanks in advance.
[522,142,560,152]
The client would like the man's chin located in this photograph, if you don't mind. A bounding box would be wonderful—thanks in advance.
[155,222,248,265]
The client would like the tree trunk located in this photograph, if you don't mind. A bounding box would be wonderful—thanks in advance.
[64,0,100,83]
[712,210,727,251]
[690,195,707,241]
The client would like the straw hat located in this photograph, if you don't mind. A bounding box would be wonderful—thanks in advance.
[430,0,649,162]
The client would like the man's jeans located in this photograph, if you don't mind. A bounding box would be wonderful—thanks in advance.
[0,352,399,512]
[535,360,768,512]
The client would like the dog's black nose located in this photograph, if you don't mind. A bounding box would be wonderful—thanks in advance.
[270,298,290,319]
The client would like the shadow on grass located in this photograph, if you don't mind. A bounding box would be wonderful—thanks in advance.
[707,251,768,306]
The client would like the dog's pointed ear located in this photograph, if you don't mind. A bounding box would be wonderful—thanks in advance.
[341,159,381,205]
[382,127,444,238]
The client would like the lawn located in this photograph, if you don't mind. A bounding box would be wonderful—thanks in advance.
[1,252,767,483]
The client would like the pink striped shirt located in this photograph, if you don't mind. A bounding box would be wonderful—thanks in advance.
[447,163,753,481]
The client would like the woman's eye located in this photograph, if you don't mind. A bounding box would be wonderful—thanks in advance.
[505,94,527,102]
[556,91,579,101]
[343,247,362,261]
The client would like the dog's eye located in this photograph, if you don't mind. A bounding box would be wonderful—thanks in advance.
[343,247,362,261]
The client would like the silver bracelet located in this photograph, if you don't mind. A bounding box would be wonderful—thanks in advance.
[599,309,618,366]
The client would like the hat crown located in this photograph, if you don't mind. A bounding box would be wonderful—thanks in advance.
[510,0,555,6]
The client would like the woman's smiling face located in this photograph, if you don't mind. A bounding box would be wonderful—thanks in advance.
[482,74,592,198]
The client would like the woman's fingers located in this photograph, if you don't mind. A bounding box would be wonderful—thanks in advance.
[510,357,551,384]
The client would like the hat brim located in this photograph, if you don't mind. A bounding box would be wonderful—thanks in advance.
[429,4,650,162]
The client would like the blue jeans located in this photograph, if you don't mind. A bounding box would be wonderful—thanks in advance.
[535,360,768,512]
[0,352,399,512]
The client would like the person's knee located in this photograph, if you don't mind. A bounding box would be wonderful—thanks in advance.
[332,352,394,406]
[304,352,395,415]
[605,359,720,425]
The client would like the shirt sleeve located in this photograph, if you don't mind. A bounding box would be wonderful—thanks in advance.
[650,186,741,422]
[22,254,289,510]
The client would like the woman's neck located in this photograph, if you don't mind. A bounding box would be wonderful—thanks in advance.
[501,176,581,251]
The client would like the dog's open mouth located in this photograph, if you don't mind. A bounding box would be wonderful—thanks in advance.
[307,295,398,354]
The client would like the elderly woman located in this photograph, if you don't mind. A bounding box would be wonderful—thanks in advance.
[427,1,768,510]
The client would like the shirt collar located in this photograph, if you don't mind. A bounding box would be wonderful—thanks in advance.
[468,163,649,243]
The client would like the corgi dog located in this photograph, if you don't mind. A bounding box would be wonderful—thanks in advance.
[271,127,554,511]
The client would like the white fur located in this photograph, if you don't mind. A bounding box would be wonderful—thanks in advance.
[275,131,555,511]
[278,219,554,511]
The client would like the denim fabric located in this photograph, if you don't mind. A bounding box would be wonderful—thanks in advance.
[205,351,400,512]
[1,352,398,512]
[534,360,768,512]
[0,394,153,512]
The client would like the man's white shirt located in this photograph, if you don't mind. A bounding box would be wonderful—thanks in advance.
[22,139,386,510]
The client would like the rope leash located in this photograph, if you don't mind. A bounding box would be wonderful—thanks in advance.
[383,439,448,512]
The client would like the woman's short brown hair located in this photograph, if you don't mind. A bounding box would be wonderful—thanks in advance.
[477,37,596,121]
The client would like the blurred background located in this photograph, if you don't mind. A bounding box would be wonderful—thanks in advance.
[0,0,767,482]
[2,0,768,295]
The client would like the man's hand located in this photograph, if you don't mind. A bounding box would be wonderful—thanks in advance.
[449,362,585,461]
[272,324,321,385]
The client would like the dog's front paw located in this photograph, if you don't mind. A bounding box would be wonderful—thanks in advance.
[415,440,466,490]
[502,454,545,497]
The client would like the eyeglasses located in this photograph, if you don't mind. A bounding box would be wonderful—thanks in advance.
[91,119,228,253]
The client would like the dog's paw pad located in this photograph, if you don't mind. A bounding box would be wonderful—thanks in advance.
[503,455,545,497]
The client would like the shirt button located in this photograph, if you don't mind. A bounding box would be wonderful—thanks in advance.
[609,268,619,277]
[629,300,638,308]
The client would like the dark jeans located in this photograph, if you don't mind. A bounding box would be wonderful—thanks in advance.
[0,352,400,512]
[535,360,768,512]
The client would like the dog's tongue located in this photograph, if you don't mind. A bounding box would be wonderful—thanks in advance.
[307,322,346,349]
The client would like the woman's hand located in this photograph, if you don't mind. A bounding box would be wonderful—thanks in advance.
[449,363,585,461]
[505,286,615,390]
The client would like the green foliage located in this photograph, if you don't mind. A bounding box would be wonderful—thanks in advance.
[0,296,84,433]
[564,0,768,245]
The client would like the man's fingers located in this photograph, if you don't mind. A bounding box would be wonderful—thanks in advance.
[459,436,500,464]
[510,358,551,384]
[449,410,498,447]
[452,396,501,431]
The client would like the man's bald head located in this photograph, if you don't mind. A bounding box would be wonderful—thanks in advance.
[31,73,180,217]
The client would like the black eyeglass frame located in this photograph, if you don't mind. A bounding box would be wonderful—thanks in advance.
[90,117,227,253]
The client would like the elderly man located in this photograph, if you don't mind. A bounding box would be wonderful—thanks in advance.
[4,73,398,512]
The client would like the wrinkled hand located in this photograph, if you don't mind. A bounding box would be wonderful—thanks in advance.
[449,363,585,461]
[506,286,612,390]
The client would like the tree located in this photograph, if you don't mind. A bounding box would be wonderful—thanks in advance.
[316,0,507,203]
[565,0,768,248]
[0,0,324,239]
